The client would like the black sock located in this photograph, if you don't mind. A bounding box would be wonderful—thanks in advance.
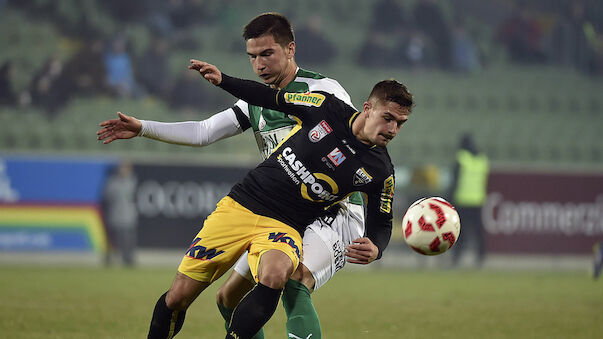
[148,292,186,339]
[226,283,282,339]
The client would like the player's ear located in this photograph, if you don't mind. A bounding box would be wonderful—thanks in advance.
[286,41,296,59]
[363,101,372,114]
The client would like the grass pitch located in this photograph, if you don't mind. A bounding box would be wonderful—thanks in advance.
[1,266,601,338]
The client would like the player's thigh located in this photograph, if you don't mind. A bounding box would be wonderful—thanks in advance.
[247,216,303,283]
[302,203,364,290]
[178,197,253,283]
[302,225,342,291]
[232,251,254,281]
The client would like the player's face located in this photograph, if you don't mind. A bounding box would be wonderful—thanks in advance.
[361,100,410,147]
[246,34,294,88]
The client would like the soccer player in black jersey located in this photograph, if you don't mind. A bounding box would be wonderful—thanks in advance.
[100,13,367,339]
[146,60,413,339]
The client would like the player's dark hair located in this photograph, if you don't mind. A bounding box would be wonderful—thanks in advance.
[368,80,414,111]
[243,12,295,47]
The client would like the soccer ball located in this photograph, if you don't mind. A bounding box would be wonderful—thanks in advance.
[402,197,461,256]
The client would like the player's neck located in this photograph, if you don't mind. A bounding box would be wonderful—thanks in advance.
[351,112,372,146]
[272,62,298,90]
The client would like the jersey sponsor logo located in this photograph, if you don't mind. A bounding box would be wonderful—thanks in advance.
[268,232,301,258]
[327,147,346,167]
[379,175,395,213]
[353,167,373,186]
[321,156,335,171]
[308,120,332,143]
[284,92,325,107]
[277,147,340,202]
[184,237,225,260]
[341,139,357,155]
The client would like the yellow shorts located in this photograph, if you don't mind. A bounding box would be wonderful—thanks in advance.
[178,196,302,283]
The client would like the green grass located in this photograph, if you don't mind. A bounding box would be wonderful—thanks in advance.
[1,266,601,338]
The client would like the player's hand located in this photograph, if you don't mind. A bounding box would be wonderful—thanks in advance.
[189,59,222,85]
[97,112,142,144]
[345,237,379,265]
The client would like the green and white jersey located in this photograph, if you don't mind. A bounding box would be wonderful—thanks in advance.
[232,68,356,159]
[230,68,363,206]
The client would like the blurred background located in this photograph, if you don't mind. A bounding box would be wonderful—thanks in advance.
[1,0,602,270]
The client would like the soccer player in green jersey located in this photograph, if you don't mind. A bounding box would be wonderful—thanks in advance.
[99,13,370,339]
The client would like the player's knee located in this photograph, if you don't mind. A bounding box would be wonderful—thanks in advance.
[216,271,255,309]
[216,285,236,309]
[258,268,289,289]
[290,264,315,292]
[258,261,292,289]
[257,250,294,289]
[165,290,193,311]
[215,285,227,306]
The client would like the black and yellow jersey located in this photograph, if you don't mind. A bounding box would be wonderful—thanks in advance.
[220,74,394,256]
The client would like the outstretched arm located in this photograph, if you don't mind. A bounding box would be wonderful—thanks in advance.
[97,109,243,146]
[97,60,250,146]
[97,112,141,144]
[189,59,312,117]
[189,59,223,85]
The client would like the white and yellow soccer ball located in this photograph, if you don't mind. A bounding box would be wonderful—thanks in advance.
[402,197,461,256]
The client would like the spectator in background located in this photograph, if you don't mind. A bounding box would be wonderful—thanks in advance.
[0,61,16,106]
[358,0,416,68]
[293,15,337,66]
[594,242,603,279]
[496,3,545,64]
[102,0,147,22]
[357,31,400,68]
[168,0,210,31]
[403,28,433,69]
[28,56,70,116]
[104,35,137,98]
[136,37,171,99]
[548,0,596,75]
[103,161,138,267]
[412,0,452,69]
[368,0,408,34]
[408,164,441,202]
[450,17,481,73]
[168,68,208,114]
[449,133,489,268]
[62,38,108,98]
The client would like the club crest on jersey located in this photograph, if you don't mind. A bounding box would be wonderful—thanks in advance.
[284,92,325,107]
[327,147,346,167]
[353,167,373,186]
[258,113,267,131]
[308,120,332,143]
